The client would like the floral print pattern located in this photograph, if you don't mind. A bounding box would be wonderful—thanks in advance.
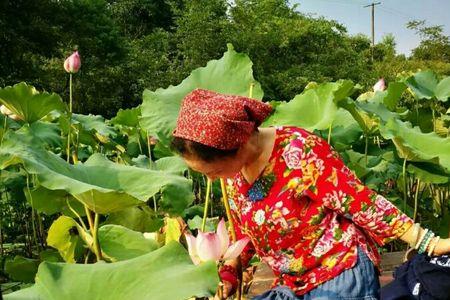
[226,126,413,296]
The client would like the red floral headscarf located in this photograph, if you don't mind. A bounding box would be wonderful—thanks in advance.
[173,89,272,150]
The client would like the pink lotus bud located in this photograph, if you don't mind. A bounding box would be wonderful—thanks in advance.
[148,136,158,145]
[373,78,386,92]
[64,51,81,73]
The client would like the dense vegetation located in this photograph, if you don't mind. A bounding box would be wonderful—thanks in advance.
[1,0,449,117]
[1,0,450,299]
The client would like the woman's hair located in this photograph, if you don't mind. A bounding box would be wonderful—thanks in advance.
[170,137,239,163]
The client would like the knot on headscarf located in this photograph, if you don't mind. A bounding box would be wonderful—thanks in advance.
[173,89,273,150]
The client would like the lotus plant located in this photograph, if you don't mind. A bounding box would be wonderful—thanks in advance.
[373,78,386,92]
[63,50,81,163]
[185,218,250,265]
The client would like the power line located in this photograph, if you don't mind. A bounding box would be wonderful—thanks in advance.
[378,6,417,21]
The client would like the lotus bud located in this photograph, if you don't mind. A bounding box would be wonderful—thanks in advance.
[373,78,386,92]
[64,51,81,73]
[148,136,158,145]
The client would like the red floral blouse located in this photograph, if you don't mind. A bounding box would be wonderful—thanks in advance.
[226,126,413,296]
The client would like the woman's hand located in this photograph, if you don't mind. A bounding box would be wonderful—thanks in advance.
[214,281,234,300]
[433,238,450,256]
[214,267,255,299]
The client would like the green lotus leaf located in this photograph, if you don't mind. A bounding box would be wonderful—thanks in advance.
[371,82,407,110]
[327,109,363,151]
[407,163,450,184]
[71,113,117,137]
[5,241,219,300]
[187,215,217,232]
[131,155,188,175]
[338,97,378,134]
[5,256,40,283]
[379,118,450,172]
[47,216,84,263]
[435,76,450,102]
[140,44,264,143]
[98,225,159,261]
[159,181,195,215]
[111,107,141,127]
[405,70,438,100]
[3,285,40,299]
[24,185,85,217]
[264,80,354,131]
[154,156,188,174]
[0,82,66,123]
[26,121,62,148]
[0,130,193,214]
[356,101,404,124]
[405,71,450,102]
[164,217,182,244]
[39,249,64,263]
[105,206,164,233]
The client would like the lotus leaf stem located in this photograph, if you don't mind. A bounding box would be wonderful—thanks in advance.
[201,178,211,232]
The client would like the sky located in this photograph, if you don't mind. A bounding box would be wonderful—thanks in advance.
[291,0,450,56]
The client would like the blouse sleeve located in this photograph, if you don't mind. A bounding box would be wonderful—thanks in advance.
[283,131,414,246]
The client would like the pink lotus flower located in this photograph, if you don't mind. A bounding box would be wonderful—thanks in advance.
[373,78,386,92]
[64,51,81,73]
[184,218,250,265]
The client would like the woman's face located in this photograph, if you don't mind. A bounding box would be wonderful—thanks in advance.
[183,153,247,181]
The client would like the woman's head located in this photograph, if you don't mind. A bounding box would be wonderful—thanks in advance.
[172,89,272,179]
[171,137,246,180]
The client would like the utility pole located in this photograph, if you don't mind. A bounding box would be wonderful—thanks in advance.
[364,2,381,61]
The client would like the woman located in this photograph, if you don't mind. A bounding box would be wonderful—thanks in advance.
[171,89,450,300]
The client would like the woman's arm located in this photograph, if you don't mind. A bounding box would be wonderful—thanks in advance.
[286,130,448,253]
[399,225,450,255]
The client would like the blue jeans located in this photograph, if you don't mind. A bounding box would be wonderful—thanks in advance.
[252,248,380,300]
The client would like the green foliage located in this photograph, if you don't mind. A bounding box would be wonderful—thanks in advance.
[1,2,450,297]
[0,131,193,214]
[46,216,84,263]
[264,80,354,130]
[405,70,450,101]
[4,256,40,283]
[407,20,450,62]
[0,83,66,123]
[25,186,85,217]
[379,118,450,172]
[5,242,219,300]
[105,206,164,233]
[98,224,159,261]
[140,44,264,143]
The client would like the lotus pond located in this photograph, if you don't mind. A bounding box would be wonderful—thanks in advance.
[0,45,450,299]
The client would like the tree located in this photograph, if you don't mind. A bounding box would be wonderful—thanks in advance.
[227,0,371,100]
[170,0,229,75]
[108,0,175,38]
[407,20,450,62]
